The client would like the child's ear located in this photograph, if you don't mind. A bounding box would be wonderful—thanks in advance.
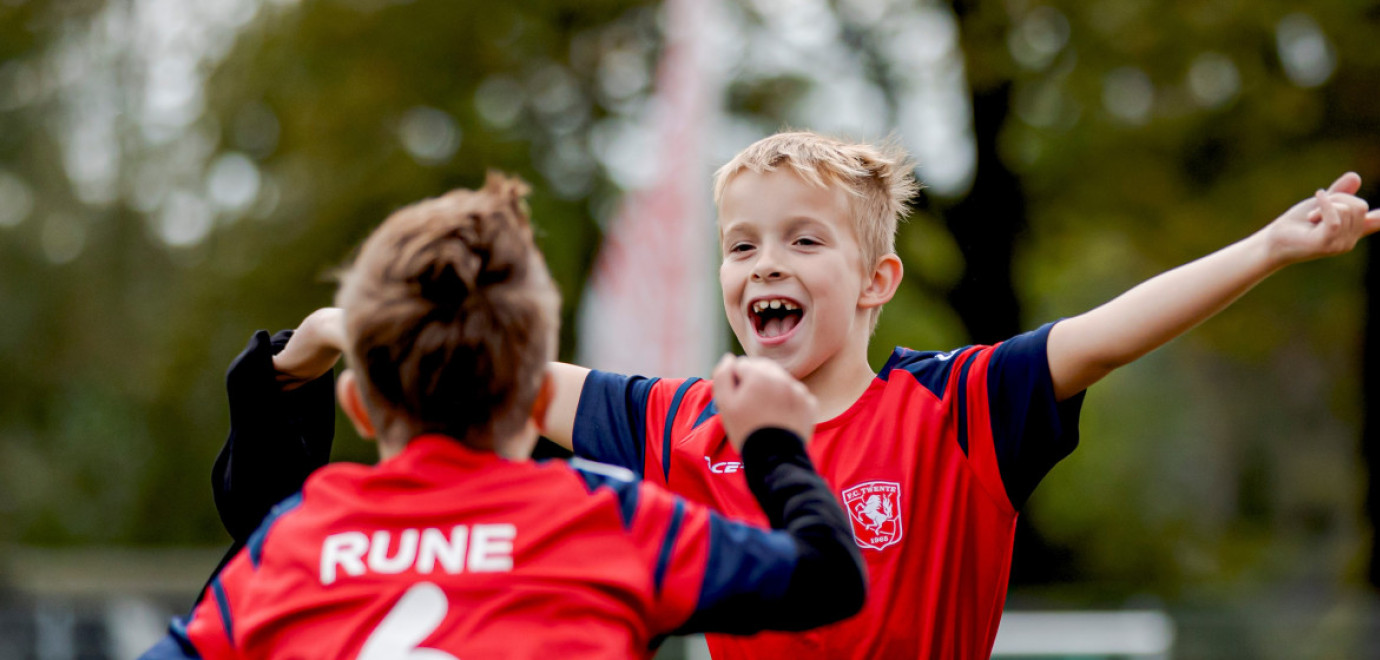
[337,369,377,441]
[859,253,903,309]
[530,371,556,433]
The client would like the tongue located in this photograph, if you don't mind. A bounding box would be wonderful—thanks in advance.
[760,314,800,339]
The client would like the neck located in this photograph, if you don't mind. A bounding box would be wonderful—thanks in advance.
[799,338,876,423]
[374,423,535,463]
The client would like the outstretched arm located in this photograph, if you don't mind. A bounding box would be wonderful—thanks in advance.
[538,362,589,451]
[1048,172,1380,401]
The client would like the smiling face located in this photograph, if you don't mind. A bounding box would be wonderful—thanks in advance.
[718,168,884,382]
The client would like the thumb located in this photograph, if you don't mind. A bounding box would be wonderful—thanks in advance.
[1363,208,1380,236]
[1327,172,1362,195]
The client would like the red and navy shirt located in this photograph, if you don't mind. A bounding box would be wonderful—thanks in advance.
[573,323,1084,659]
[145,435,808,659]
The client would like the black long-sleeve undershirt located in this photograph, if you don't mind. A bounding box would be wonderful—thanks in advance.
[213,330,335,546]
[674,427,867,634]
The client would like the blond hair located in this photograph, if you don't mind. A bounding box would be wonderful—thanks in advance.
[713,131,920,271]
[335,172,560,450]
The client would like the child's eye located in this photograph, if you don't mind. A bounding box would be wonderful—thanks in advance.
[795,237,821,247]
[729,243,755,253]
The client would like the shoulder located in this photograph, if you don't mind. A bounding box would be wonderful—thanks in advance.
[877,345,984,399]
[657,377,714,419]
[564,457,642,528]
[252,463,368,560]
[302,460,372,497]
[244,491,308,568]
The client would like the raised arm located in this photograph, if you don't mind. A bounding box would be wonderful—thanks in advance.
[538,362,589,451]
[213,309,343,543]
[271,308,346,388]
[1048,172,1380,401]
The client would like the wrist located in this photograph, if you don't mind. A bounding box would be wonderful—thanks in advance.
[740,427,807,467]
[1243,229,1290,275]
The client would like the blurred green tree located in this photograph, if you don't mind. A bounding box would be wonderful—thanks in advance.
[2,3,1379,632]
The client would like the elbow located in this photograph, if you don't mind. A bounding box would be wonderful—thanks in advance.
[834,547,868,619]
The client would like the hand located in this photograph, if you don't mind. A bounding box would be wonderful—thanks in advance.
[1262,172,1380,267]
[273,308,346,390]
[712,355,818,452]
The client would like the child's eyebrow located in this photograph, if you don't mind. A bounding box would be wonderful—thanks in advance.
[719,222,756,240]
[783,215,836,235]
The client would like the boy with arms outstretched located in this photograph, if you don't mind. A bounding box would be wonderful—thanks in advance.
[143,173,865,659]
[217,134,1380,658]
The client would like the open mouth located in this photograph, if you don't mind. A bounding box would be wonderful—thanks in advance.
[749,297,804,340]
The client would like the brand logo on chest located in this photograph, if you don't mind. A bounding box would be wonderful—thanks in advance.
[841,481,904,550]
[703,455,743,474]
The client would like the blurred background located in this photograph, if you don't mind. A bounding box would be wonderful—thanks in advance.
[2,0,1379,657]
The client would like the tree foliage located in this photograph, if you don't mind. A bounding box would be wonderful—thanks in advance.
[3,2,1380,626]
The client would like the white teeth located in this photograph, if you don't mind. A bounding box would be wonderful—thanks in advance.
[751,298,801,313]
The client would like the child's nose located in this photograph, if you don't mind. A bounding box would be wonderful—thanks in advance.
[750,246,787,281]
[750,259,786,281]
[751,267,783,281]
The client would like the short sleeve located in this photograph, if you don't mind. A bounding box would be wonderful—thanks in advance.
[567,464,801,639]
[625,484,800,637]
[980,322,1084,508]
[571,371,659,477]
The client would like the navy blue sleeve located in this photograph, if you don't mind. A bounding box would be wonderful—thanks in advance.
[571,370,659,477]
[674,429,866,635]
[987,321,1085,508]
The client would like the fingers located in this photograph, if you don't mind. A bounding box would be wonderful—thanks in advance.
[1316,189,1340,230]
[1327,172,1362,195]
[1306,193,1371,224]
[712,354,739,399]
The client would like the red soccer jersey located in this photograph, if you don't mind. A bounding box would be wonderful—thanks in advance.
[166,435,809,659]
[573,323,1083,658]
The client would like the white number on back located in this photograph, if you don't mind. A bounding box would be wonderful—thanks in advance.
[357,582,459,660]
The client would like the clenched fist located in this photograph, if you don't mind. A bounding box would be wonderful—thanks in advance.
[712,354,817,451]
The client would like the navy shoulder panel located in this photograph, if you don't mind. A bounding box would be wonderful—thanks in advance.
[877,346,971,399]
[569,457,641,529]
[246,491,303,568]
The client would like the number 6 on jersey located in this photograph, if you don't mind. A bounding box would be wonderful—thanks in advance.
[358,582,459,660]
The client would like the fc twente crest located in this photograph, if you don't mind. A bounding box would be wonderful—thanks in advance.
[842,481,903,550]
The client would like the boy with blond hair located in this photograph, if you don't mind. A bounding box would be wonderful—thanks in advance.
[218,133,1379,658]
[143,173,866,659]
